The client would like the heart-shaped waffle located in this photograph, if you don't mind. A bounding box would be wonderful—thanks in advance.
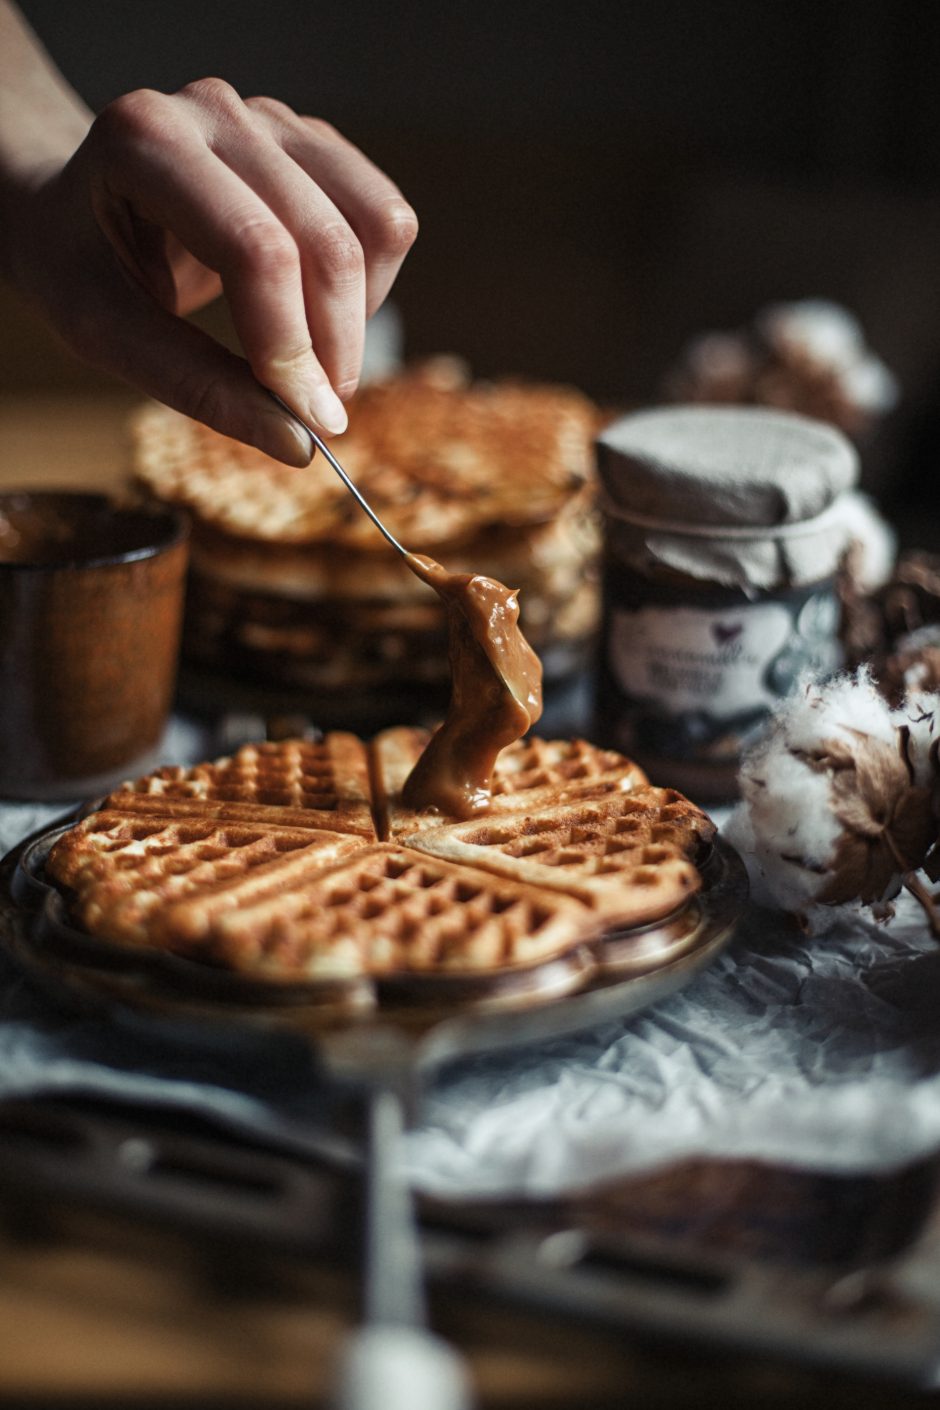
[48,811,366,951]
[101,735,376,838]
[403,788,713,929]
[44,733,715,983]
[197,845,595,980]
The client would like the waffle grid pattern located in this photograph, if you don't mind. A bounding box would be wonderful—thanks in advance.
[46,735,713,978]
[131,372,598,548]
[486,737,648,798]
[107,737,376,838]
[50,811,364,949]
[439,790,710,868]
[208,846,592,978]
[372,728,652,838]
[406,790,714,926]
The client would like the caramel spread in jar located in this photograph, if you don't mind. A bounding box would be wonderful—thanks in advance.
[402,552,543,819]
[594,406,860,801]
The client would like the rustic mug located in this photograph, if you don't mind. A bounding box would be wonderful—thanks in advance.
[0,489,189,799]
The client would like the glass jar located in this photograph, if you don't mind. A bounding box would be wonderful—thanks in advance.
[593,406,861,801]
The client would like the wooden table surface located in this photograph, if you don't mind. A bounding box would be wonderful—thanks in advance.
[0,391,138,494]
[2,394,940,1407]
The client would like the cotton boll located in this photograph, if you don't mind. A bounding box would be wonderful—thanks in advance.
[757,300,864,372]
[885,632,940,711]
[724,813,817,914]
[755,301,898,421]
[840,356,899,415]
[779,670,896,754]
[732,669,940,928]
[722,802,754,857]
[737,742,839,912]
[740,741,839,870]
[663,299,897,443]
[893,692,940,801]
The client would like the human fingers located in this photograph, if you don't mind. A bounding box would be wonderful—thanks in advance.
[14,152,313,465]
[59,226,316,464]
[186,86,368,401]
[100,211,222,316]
[89,84,348,436]
[246,98,418,327]
[164,232,223,315]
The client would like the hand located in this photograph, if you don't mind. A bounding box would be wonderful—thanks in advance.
[6,79,418,464]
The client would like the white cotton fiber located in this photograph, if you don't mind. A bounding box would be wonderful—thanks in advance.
[893,692,940,790]
[732,670,940,924]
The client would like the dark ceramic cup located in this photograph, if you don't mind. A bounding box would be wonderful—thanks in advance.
[0,490,189,800]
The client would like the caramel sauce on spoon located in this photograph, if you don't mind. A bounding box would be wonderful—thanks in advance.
[261,394,543,821]
[402,553,543,819]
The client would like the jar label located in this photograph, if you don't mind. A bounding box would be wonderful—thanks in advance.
[601,587,841,761]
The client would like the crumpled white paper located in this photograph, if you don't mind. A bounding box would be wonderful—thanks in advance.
[406,889,940,1196]
[5,752,940,1201]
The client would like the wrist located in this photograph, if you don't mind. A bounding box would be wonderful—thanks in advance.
[0,0,92,284]
[0,105,87,289]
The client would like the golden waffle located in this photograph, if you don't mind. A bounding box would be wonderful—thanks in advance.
[373,727,649,837]
[47,811,365,950]
[130,364,601,703]
[182,551,599,697]
[186,497,596,603]
[404,788,715,928]
[131,363,599,550]
[104,736,376,839]
[45,734,713,985]
[200,845,599,978]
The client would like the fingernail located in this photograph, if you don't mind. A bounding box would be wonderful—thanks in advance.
[308,384,348,436]
[259,409,315,467]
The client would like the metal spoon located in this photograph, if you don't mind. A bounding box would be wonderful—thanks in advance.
[270,393,409,558]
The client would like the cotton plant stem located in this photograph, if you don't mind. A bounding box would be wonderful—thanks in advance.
[901,870,940,938]
[901,869,940,939]
[883,829,940,938]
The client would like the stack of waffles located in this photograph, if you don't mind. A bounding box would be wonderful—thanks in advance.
[130,361,601,710]
[46,732,716,994]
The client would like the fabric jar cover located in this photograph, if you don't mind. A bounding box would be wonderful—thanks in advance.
[596,404,861,593]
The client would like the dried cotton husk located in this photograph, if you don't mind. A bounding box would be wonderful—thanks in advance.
[728,671,940,933]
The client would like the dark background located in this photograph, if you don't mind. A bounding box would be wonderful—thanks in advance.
[6,0,940,527]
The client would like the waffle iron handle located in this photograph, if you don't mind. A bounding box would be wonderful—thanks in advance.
[329,1079,473,1410]
[331,1326,471,1410]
